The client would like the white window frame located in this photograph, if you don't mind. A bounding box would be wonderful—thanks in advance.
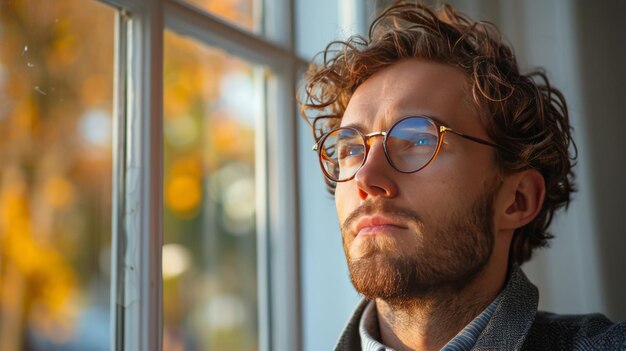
[98,0,305,350]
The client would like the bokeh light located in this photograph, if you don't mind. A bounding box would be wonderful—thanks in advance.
[0,0,114,349]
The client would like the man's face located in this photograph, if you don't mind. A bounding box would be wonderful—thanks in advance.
[335,59,504,301]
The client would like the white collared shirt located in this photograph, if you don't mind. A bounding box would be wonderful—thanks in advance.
[359,295,502,351]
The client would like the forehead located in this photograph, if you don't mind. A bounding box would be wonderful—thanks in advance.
[341,59,480,131]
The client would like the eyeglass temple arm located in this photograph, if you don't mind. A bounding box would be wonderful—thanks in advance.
[441,126,512,153]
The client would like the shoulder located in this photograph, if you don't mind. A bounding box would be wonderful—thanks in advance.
[522,311,626,350]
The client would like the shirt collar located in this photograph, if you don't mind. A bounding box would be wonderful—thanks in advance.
[359,299,393,351]
[359,294,502,351]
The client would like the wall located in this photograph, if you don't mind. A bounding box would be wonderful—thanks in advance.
[572,0,626,320]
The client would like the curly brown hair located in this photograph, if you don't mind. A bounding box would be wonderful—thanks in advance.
[299,1,577,265]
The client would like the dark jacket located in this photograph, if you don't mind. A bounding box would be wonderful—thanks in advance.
[335,266,626,350]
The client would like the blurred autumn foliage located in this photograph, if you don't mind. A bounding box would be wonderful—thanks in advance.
[1,0,259,349]
[186,0,258,32]
[0,0,114,350]
[162,27,260,351]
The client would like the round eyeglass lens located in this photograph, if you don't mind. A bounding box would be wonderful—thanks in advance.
[386,117,440,172]
[320,128,366,181]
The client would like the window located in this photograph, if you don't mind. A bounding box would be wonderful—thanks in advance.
[1,0,304,350]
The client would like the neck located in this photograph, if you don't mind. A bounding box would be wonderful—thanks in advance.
[375,259,508,351]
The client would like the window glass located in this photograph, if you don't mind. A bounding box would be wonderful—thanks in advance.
[0,1,114,350]
[163,30,262,351]
[183,0,259,33]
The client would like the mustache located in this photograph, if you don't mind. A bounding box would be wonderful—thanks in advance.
[342,200,423,234]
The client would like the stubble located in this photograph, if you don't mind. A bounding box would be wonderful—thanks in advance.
[341,185,497,303]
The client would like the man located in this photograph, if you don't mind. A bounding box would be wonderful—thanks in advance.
[300,2,626,351]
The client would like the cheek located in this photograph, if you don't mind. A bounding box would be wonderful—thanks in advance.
[402,173,469,221]
[334,183,352,225]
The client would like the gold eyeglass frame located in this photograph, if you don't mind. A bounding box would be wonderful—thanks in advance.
[311,115,506,182]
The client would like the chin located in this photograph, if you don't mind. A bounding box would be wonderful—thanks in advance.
[348,255,420,301]
[347,232,411,261]
[347,246,491,302]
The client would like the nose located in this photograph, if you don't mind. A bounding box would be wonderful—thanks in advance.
[354,137,398,200]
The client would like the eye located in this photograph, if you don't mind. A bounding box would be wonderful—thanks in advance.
[338,143,364,159]
[412,133,438,146]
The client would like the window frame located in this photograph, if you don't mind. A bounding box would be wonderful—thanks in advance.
[97,0,305,350]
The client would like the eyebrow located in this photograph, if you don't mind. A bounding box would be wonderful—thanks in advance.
[423,114,449,126]
[340,114,451,132]
[340,121,369,131]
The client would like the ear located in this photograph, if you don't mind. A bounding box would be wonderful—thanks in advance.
[497,169,546,231]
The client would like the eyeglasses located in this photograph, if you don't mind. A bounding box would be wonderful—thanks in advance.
[312,116,504,182]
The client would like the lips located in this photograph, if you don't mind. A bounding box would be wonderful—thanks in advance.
[354,215,408,237]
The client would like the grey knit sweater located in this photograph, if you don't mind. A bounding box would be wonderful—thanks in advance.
[334,266,626,350]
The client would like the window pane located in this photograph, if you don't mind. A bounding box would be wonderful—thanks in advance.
[0,1,114,351]
[183,0,259,33]
[163,30,262,351]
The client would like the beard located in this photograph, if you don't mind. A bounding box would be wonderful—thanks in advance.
[341,184,498,303]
